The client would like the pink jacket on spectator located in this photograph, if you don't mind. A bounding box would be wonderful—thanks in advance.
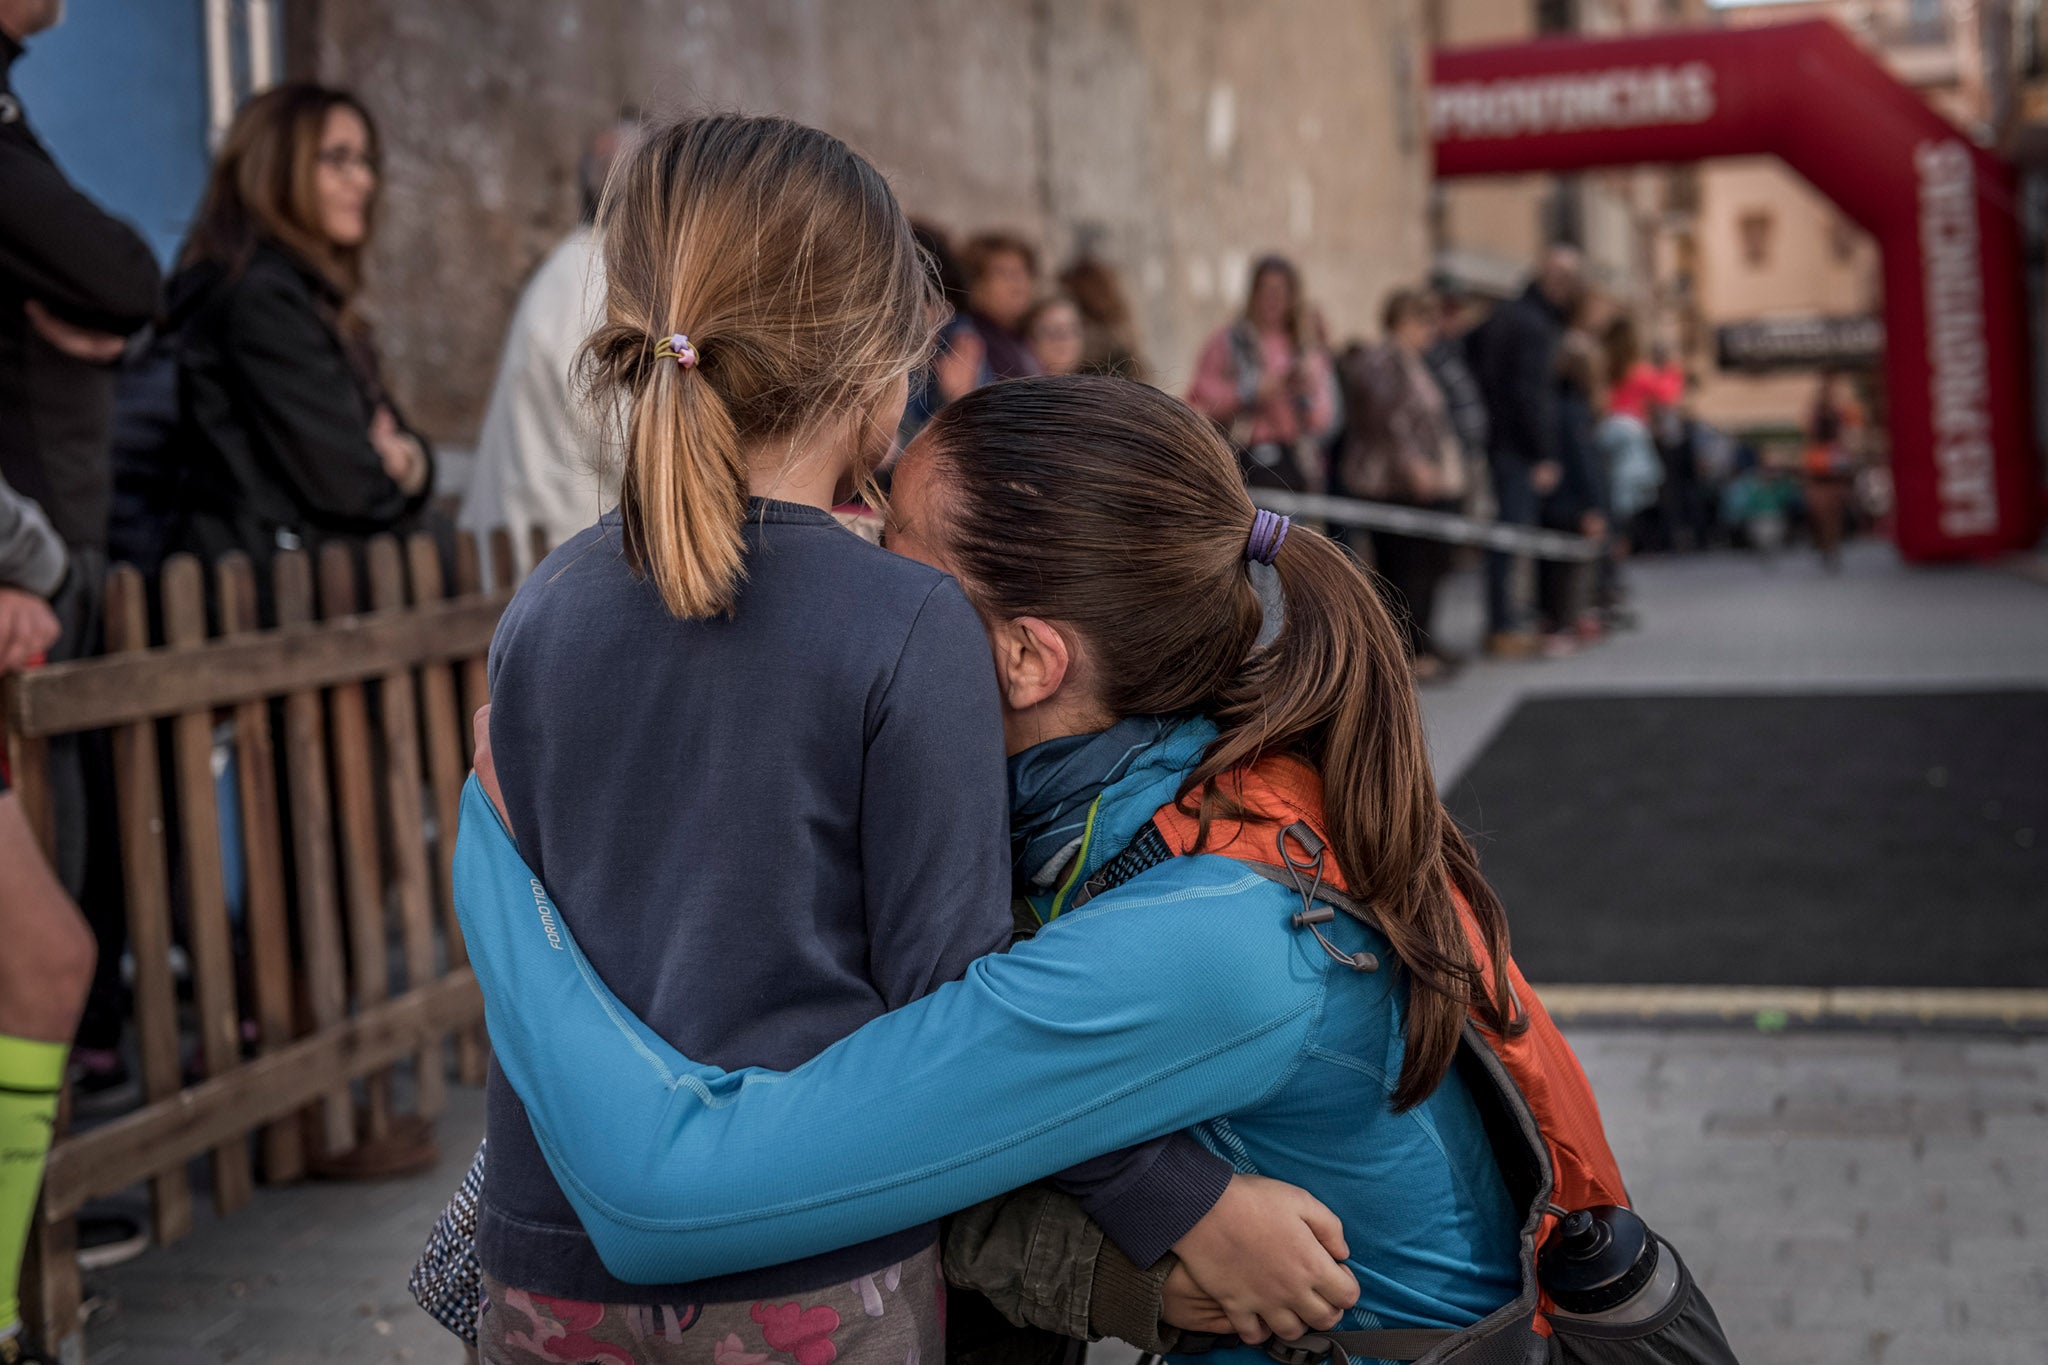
[1185,323,1335,446]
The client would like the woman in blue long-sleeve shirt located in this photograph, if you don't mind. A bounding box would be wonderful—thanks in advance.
[456,377,1529,1364]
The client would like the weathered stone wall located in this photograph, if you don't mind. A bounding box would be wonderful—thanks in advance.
[294,0,1431,443]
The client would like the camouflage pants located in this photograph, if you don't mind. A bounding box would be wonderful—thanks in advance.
[478,1246,945,1365]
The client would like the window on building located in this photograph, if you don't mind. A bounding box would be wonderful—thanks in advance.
[1829,218,1860,264]
[1738,210,1774,269]
[1535,0,1578,35]
[1903,0,1947,46]
[1545,176,1586,248]
[1664,166,1700,215]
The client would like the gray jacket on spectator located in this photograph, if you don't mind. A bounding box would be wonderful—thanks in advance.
[0,468,66,598]
[1427,334,1490,467]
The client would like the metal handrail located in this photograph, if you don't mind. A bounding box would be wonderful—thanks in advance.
[1249,488,1603,562]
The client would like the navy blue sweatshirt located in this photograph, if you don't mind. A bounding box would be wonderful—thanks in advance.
[478,501,1224,1301]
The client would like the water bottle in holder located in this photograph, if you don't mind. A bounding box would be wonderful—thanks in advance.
[1540,1204,1683,1325]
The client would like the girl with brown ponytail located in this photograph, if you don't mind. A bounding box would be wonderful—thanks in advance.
[904,376,1523,1109]
[458,369,1554,1356]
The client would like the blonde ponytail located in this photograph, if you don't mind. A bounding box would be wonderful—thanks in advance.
[581,115,937,620]
[616,345,747,617]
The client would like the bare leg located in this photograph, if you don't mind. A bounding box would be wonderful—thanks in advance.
[0,789,96,1345]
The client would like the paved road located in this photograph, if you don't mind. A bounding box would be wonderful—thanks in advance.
[78,542,2048,1363]
[1423,540,2048,786]
[1433,543,2048,1362]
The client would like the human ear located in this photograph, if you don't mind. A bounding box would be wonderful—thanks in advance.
[993,616,1072,711]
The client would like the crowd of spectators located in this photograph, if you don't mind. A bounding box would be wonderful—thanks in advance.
[887,224,1151,453]
[1167,245,1865,682]
[3,41,484,1321]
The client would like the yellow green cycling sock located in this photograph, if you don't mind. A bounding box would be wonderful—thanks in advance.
[0,1034,67,1339]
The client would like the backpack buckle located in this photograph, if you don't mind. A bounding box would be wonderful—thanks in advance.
[1265,1335,1344,1365]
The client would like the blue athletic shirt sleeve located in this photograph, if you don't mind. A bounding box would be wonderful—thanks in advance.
[453,777,1327,1286]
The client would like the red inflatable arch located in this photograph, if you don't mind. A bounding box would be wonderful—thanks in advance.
[1432,19,2041,561]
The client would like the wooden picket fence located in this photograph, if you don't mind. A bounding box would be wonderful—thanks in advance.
[1,527,539,1360]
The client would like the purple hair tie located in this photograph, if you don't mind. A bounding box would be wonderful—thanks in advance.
[1246,508,1290,565]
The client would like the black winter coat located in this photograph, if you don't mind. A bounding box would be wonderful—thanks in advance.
[1542,381,1606,531]
[171,243,432,577]
[0,33,162,551]
[1463,283,1568,473]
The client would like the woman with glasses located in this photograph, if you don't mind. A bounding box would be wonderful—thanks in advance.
[160,83,433,599]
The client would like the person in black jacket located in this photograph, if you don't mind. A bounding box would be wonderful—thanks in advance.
[0,4,162,563]
[1463,245,1581,656]
[0,0,164,1156]
[167,83,432,590]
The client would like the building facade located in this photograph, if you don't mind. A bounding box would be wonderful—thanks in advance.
[1685,0,1980,441]
[278,0,1436,439]
[1427,0,1697,314]
[22,1,1438,448]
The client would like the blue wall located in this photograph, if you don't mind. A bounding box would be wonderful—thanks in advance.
[11,0,211,267]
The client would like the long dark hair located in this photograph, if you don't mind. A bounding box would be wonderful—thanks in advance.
[911,220,970,316]
[1245,254,1308,351]
[1601,314,1641,382]
[919,376,1520,1109]
[179,83,379,299]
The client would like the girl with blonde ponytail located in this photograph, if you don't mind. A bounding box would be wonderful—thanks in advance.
[452,119,1356,1364]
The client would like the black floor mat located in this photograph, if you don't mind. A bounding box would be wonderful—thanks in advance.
[1443,691,2048,989]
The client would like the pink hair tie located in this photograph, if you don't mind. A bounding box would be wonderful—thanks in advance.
[656,332,699,369]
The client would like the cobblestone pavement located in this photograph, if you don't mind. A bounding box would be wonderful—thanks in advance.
[1579,1030,2048,1365]
[80,1085,484,1363]
[77,542,2048,1362]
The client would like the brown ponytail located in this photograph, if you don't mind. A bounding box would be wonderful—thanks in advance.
[582,115,936,618]
[920,376,1519,1110]
[1202,514,1521,1109]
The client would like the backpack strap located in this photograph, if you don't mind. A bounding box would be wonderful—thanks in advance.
[1075,815,1363,915]
[1076,815,1385,974]
[1269,1328,1456,1363]
[1068,820,1175,912]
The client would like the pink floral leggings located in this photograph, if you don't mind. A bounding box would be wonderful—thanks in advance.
[477,1246,944,1365]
